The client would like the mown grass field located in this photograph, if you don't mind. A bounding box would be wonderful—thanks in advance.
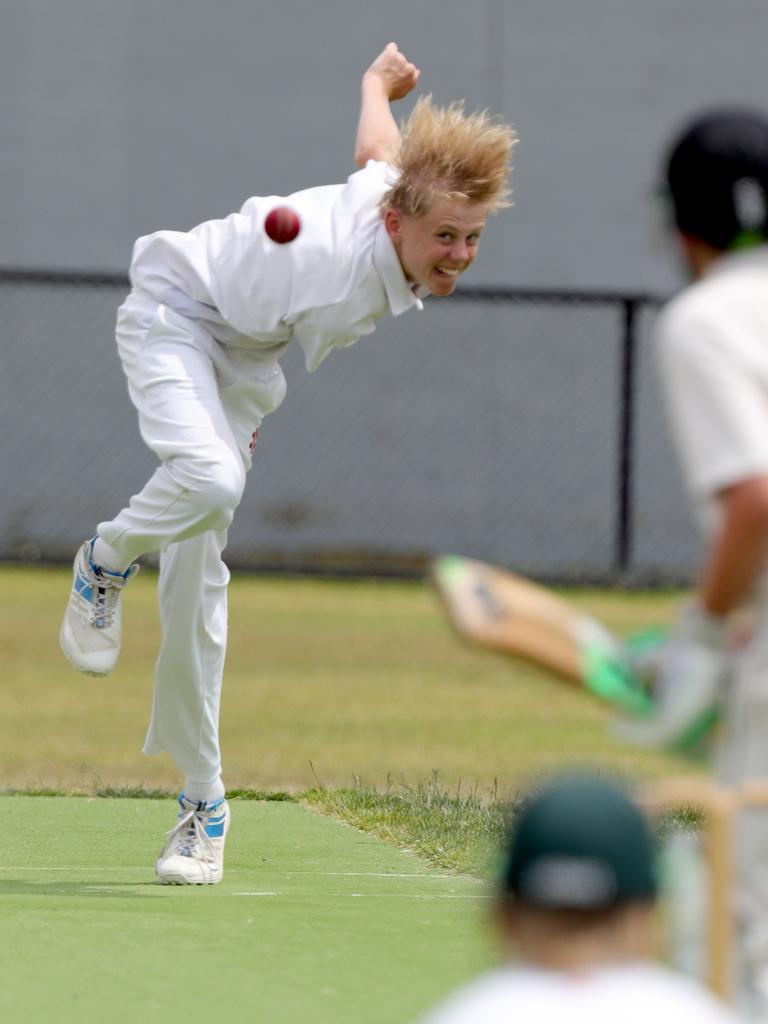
[1,565,705,1023]
[1,564,687,796]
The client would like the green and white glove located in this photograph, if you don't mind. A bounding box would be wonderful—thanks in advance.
[614,602,729,753]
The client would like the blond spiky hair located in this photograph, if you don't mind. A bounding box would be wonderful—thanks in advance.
[381,95,517,217]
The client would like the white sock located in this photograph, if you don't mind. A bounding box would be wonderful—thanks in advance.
[184,777,226,806]
[91,536,132,574]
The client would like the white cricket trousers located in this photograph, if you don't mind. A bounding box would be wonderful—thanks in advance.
[97,290,287,782]
[714,606,768,1015]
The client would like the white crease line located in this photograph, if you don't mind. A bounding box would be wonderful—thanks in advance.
[293,872,455,879]
[81,886,133,892]
[0,867,142,872]
[232,891,279,897]
[233,891,488,899]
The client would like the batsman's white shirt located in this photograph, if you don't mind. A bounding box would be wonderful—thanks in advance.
[655,246,768,535]
[129,159,423,374]
[418,964,741,1023]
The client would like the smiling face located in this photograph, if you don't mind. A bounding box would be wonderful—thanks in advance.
[383,196,490,296]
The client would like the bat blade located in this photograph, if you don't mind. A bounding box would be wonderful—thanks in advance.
[431,555,654,717]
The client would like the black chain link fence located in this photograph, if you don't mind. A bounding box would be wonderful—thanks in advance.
[0,269,700,584]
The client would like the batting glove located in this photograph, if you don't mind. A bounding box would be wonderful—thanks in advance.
[613,602,729,753]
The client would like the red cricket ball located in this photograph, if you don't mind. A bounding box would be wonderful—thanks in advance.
[264,206,301,244]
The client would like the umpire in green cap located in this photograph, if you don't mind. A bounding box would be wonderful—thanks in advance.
[416,773,743,1023]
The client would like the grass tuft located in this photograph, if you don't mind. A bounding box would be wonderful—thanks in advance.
[304,772,522,877]
[227,789,297,802]
[1,787,69,798]
[94,786,175,800]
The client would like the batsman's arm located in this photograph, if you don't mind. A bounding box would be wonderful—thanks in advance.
[615,478,768,752]
[698,475,768,616]
[354,42,420,166]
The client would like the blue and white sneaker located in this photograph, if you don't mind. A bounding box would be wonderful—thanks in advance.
[59,538,139,677]
[155,794,231,885]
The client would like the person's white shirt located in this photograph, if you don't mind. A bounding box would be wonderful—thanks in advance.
[129,159,424,372]
[655,245,768,537]
[418,963,744,1023]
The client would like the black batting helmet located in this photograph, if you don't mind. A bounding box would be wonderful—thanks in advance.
[663,107,768,250]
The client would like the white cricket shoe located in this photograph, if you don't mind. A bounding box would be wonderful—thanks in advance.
[59,538,139,677]
[155,794,231,885]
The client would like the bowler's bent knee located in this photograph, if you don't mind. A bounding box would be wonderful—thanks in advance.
[173,452,247,531]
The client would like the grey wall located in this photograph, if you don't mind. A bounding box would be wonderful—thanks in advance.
[3,2,762,580]
[4,1,768,291]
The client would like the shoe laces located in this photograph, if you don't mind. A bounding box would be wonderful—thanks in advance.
[159,799,221,864]
[80,560,138,629]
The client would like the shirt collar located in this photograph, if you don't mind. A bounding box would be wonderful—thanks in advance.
[373,222,425,316]
[705,242,768,279]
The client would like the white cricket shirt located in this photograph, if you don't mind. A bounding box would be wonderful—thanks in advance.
[129,160,424,372]
[655,245,768,534]
[417,963,742,1023]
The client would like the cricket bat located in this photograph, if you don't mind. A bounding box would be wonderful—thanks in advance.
[431,555,656,717]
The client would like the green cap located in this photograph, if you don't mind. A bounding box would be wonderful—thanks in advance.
[502,774,657,909]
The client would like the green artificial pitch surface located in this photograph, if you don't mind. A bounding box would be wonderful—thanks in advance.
[1,796,490,1024]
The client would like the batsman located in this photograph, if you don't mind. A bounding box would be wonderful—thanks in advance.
[620,108,768,1015]
[58,43,516,884]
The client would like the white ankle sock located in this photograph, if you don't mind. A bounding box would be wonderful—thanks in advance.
[184,777,226,806]
[91,536,132,574]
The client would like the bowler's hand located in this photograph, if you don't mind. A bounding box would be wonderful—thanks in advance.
[364,42,420,101]
[614,602,729,753]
